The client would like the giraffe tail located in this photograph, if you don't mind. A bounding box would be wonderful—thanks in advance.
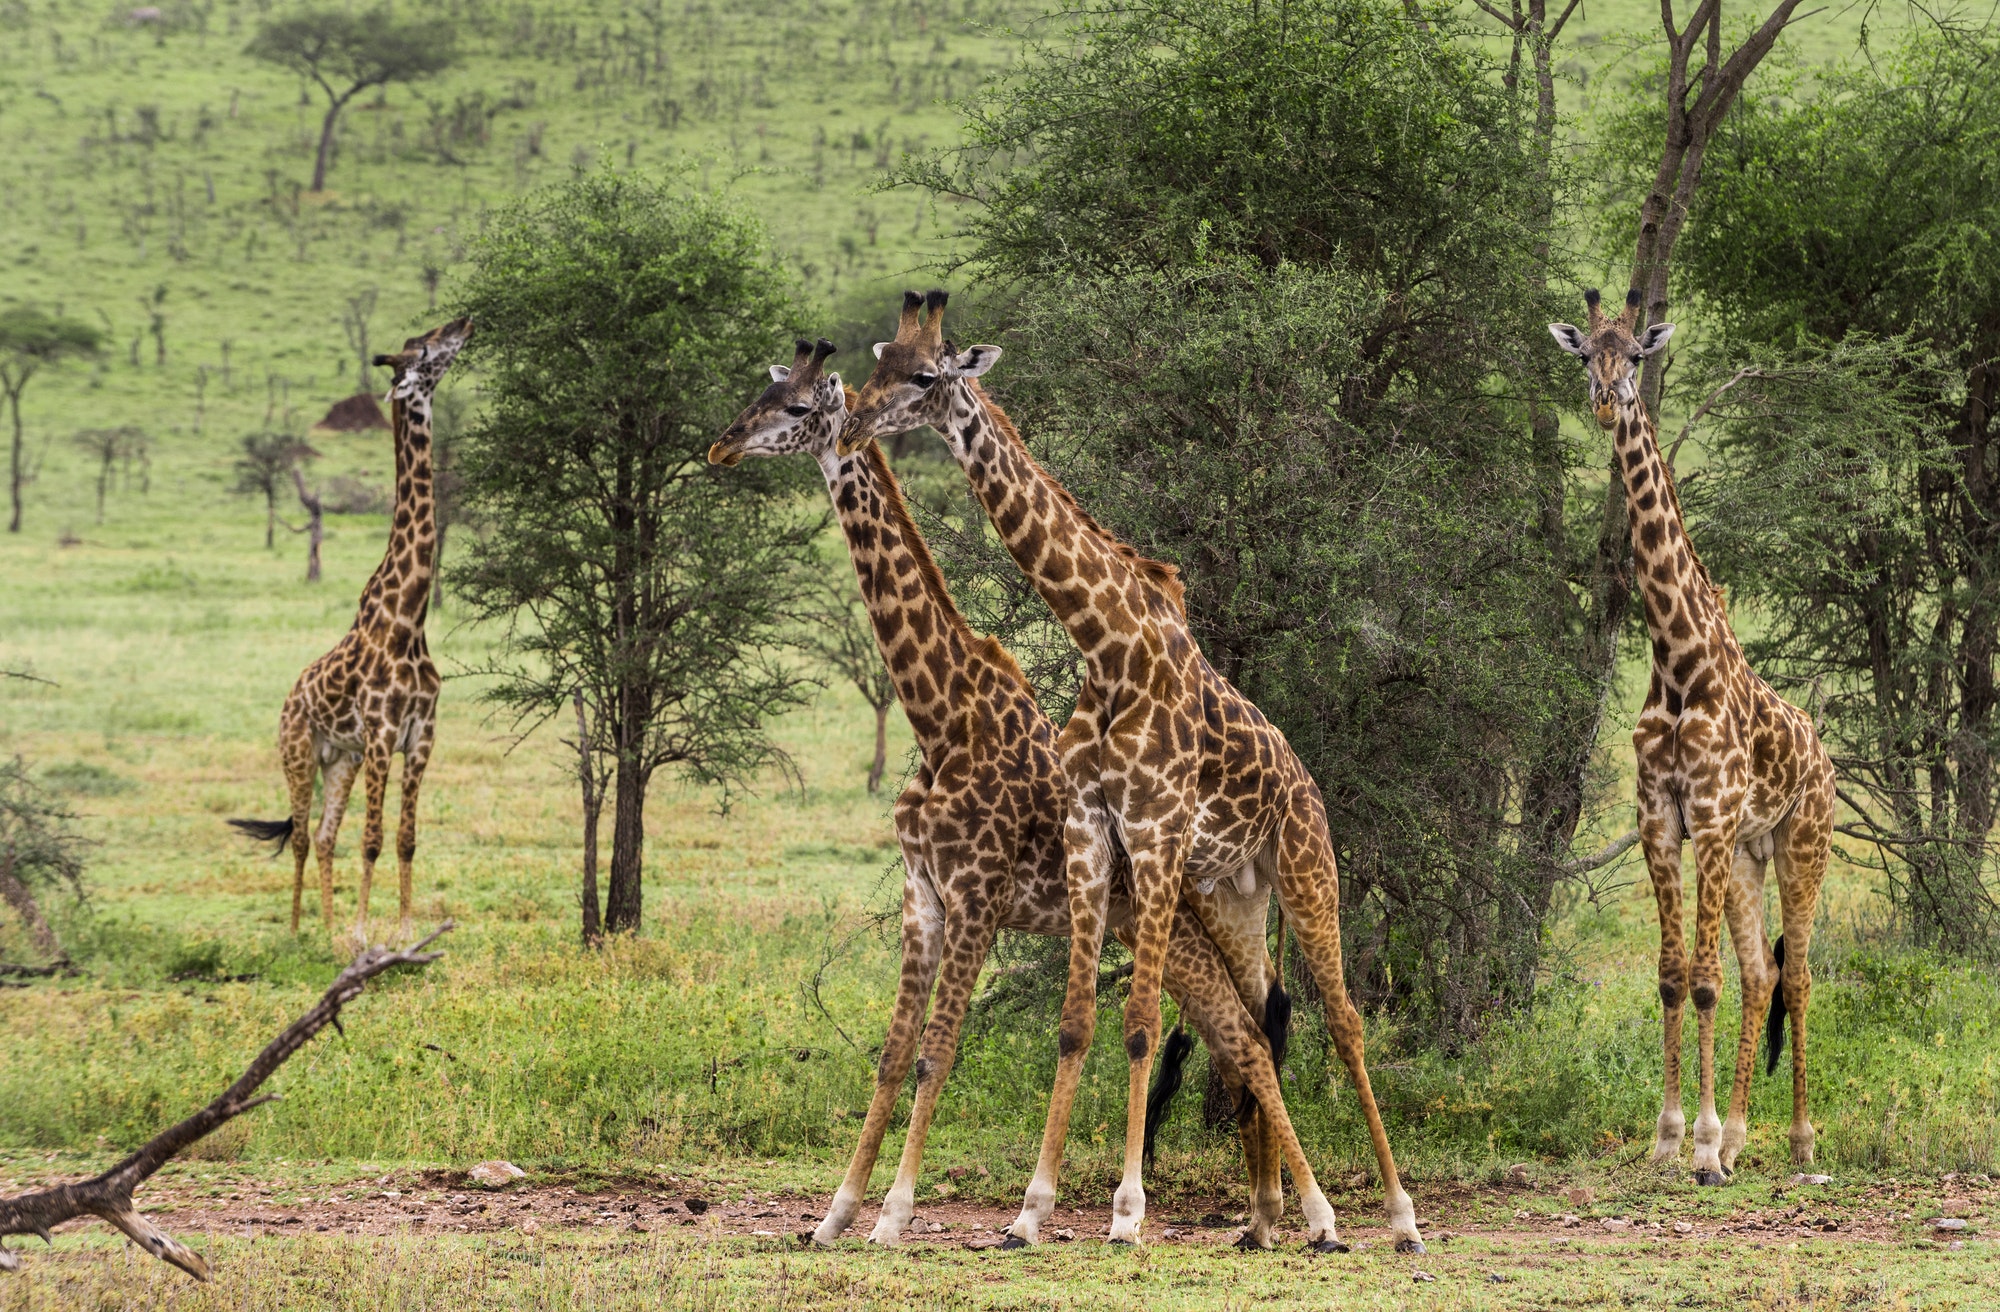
[227,816,295,857]
[1142,1024,1196,1167]
[1764,934,1788,1077]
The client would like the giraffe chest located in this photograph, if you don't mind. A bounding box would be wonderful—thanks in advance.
[1635,680,1814,841]
[294,638,440,757]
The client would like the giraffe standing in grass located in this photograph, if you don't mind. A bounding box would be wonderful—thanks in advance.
[231,318,471,942]
[1550,288,1833,1182]
[712,332,1309,1250]
[843,291,1423,1253]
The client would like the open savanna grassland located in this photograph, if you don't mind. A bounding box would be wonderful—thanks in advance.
[0,0,1990,1307]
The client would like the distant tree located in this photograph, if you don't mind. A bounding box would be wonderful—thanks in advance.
[0,308,103,534]
[70,427,148,524]
[231,433,317,549]
[286,465,326,583]
[246,6,457,192]
[806,572,899,793]
[0,757,88,970]
[449,171,824,937]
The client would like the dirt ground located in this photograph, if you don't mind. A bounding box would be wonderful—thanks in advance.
[44,1170,1990,1253]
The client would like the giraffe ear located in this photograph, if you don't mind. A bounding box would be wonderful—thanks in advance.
[769,364,792,382]
[1637,322,1676,356]
[872,342,891,360]
[1548,323,1588,357]
[948,344,1002,378]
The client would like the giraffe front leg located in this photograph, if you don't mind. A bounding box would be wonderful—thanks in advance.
[818,844,944,1247]
[1635,793,1689,1165]
[1106,836,1183,1247]
[1720,846,1774,1175]
[315,754,361,936]
[354,739,392,943]
[1688,824,1741,1185]
[281,732,316,936]
[869,906,999,1245]
[395,721,434,942]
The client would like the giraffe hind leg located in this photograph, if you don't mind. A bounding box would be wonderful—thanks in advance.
[1775,771,1832,1165]
[1719,844,1774,1175]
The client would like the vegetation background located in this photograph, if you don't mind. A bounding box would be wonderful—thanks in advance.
[1,0,1997,1305]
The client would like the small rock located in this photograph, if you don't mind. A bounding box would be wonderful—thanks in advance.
[966,1235,1005,1250]
[1791,1174,1831,1186]
[948,1166,971,1180]
[1601,1218,1629,1231]
[468,1161,526,1189]
[519,1217,542,1235]
[1052,1227,1076,1241]
[1346,1172,1371,1189]
[1934,1218,1968,1231]
[752,1230,778,1238]
[1948,1240,1966,1251]
[684,1198,709,1215]
[1673,1221,1695,1235]
[1561,1214,1581,1227]
[1566,1186,1595,1208]
[1512,1209,1531,1221]
[927,1222,944,1234]
[1161,1227,1182,1241]
[1411,1270,1436,1283]
[1506,1163,1533,1187]
[1487,1273,1508,1284]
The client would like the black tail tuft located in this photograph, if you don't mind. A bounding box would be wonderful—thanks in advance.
[1765,934,1788,1077]
[227,816,296,857]
[1262,983,1292,1076]
[1143,1024,1196,1167]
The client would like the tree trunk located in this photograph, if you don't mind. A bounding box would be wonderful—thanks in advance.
[293,468,323,583]
[6,385,23,534]
[265,487,276,550]
[605,755,646,934]
[311,97,344,193]
[574,689,604,947]
[868,701,889,794]
[0,853,65,964]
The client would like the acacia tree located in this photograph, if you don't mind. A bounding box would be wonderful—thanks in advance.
[69,427,148,524]
[231,434,317,549]
[1664,31,2000,951]
[806,572,899,793]
[450,171,823,937]
[0,308,102,534]
[246,7,456,192]
[0,758,88,971]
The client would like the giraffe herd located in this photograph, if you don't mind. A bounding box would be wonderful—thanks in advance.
[229,280,1833,1253]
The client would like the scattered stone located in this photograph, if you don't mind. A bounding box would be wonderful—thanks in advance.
[468,1161,526,1189]
[1052,1228,1076,1241]
[1411,1270,1436,1283]
[752,1230,778,1238]
[519,1218,541,1235]
[1791,1174,1831,1186]
[1347,1172,1372,1189]
[966,1235,1005,1251]
[1673,1221,1695,1235]
[684,1198,709,1215]
[1513,1209,1532,1221]
[1934,1218,1968,1231]
[947,1167,971,1181]
[1161,1227,1182,1241]
[1567,1186,1596,1208]
[927,1222,944,1234]
[1560,1215,1581,1227]
[1601,1218,1629,1232]
[1949,1241,1966,1251]
[1506,1163,1533,1187]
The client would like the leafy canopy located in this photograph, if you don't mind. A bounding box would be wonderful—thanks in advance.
[245,6,456,103]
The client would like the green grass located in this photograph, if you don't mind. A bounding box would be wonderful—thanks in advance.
[0,0,1983,1305]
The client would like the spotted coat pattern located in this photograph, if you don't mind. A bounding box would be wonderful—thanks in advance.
[843,292,1422,1252]
[1551,289,1834,1182]
[272,318,470,941]
[711,337,1299,1248]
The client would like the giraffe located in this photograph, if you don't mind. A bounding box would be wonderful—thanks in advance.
[711,333,1309,1250]
[230,318,471,942]
[842,291,1423,1253]
[1549,288,1834,1183]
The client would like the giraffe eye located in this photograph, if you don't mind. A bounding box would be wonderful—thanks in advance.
[784,404,811,417]
[910,372,937,389]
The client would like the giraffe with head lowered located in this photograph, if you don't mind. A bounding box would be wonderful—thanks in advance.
[230,317,471,942]
[712,331,1315,1250]
[842,291,1423,1253]
[1550,288,1833,1182]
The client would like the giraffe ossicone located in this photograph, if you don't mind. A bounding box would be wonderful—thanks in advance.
[1550,285,1833,1184]
[844,288,1422,1254]
[712,318,1301,1251]
[229,317,471,945]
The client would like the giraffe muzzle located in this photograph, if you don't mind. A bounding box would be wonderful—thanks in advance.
[1595,402,1619,428]
[707,440,745,467]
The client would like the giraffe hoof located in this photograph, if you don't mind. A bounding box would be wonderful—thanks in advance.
[1692,1170,1727,1187]
[1394,1238,1426,1254]
[1106,1237,1138,1247]
[1232,1232,1270,1251]
[999,1235,1029,1251]
[1307,1239,1351,1254]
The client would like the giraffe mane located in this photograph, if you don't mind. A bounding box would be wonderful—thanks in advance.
[861,440,973,642]
[967,382,1188,618]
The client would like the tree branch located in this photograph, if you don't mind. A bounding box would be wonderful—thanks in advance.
[1564,826,1640,872]
[0,923,454,1279]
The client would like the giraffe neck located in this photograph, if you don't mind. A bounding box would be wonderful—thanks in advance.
[354,387,437,632]
[935,380,1176,675]
[815,435,974,751]
[1614,396,1738,693]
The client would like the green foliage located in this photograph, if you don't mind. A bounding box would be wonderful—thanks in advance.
[0,306,105,534]
[903,0,1592,1044]
[448,170,826,933]
[1665,30,2000,954]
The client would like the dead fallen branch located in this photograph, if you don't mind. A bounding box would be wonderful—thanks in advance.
[1565,828,1640,873]
[0,922,453,1279]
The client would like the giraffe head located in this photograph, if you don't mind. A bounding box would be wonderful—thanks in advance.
[374,317,473,404]
[1548,288,1673,428]
[709,338,846,466]
[840,289,1000,454]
